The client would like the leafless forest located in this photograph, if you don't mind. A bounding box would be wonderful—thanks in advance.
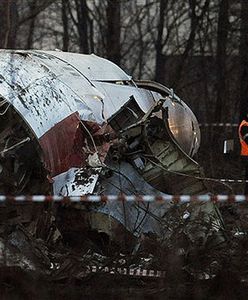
[0,0,245,118]
[0,0,246,185]
[1,0,248,299]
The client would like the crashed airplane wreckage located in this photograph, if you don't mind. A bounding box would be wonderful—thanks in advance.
[0,50,227,242]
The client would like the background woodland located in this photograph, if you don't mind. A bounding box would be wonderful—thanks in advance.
[0,0,247,188]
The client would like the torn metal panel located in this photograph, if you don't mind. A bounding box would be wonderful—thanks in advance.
[0,51,220,199]
[140,106,208,194]
[109,98,230,195]
[108,96,144,131]
[53,167,101,196]
[93,200,171,237]
[92,81,155,119]
[109,100,208,195]
[0,50,228,248]
[100,160,166,195]
[0,52,99,138]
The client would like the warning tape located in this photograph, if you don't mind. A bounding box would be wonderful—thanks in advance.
[220,179,248,184]
[199,123,238,127]
[1,195,248,203]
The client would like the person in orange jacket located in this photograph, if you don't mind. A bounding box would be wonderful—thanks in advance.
[239,116,248,194]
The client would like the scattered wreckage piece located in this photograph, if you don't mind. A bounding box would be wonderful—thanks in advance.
[0,200,166,283]
[0,49,229,256]
[0,49,207,196]
[1,198,244,297]
[111,97,209,195]
[0,200,220,279]
[0,50,245,299]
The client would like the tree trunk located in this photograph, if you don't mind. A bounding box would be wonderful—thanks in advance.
[0,1,9,48]
[0,0,18,49]
[173,0,210,88]
[215,0,229,123]
[25,0,37,49]
[106,0,121,65]
[239,0,248,194]
[155,0,168,83]
[239,0,248,122]
[75,0,89,54]
[62,0,69,51]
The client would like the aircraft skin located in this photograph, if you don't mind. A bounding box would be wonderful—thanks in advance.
[0,50,200,193]
[0,50,217,237]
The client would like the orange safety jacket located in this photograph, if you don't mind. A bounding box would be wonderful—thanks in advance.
[239,120,248,156]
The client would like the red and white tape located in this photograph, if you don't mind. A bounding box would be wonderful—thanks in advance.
[1,195,248,203]
[199,123,238,127]
[220,179,248,183]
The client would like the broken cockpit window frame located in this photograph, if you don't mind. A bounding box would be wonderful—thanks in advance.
[108,95,144,132]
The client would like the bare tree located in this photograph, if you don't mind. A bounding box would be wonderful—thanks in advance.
[25,0,37,49]
[18,0,55,26]
[106,0,121,65]
[74,0,90,53]
[155,0,169,83]
[0,0,18,48]
[173,0,210,88]
[239,0,248,122]
[62,0,69,51]
[215,0,230,122]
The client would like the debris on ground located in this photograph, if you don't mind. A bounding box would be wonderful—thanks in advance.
[1,201,248,299]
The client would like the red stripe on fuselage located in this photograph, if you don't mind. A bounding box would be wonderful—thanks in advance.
[39,113,111,177]
[39,112,86,176]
